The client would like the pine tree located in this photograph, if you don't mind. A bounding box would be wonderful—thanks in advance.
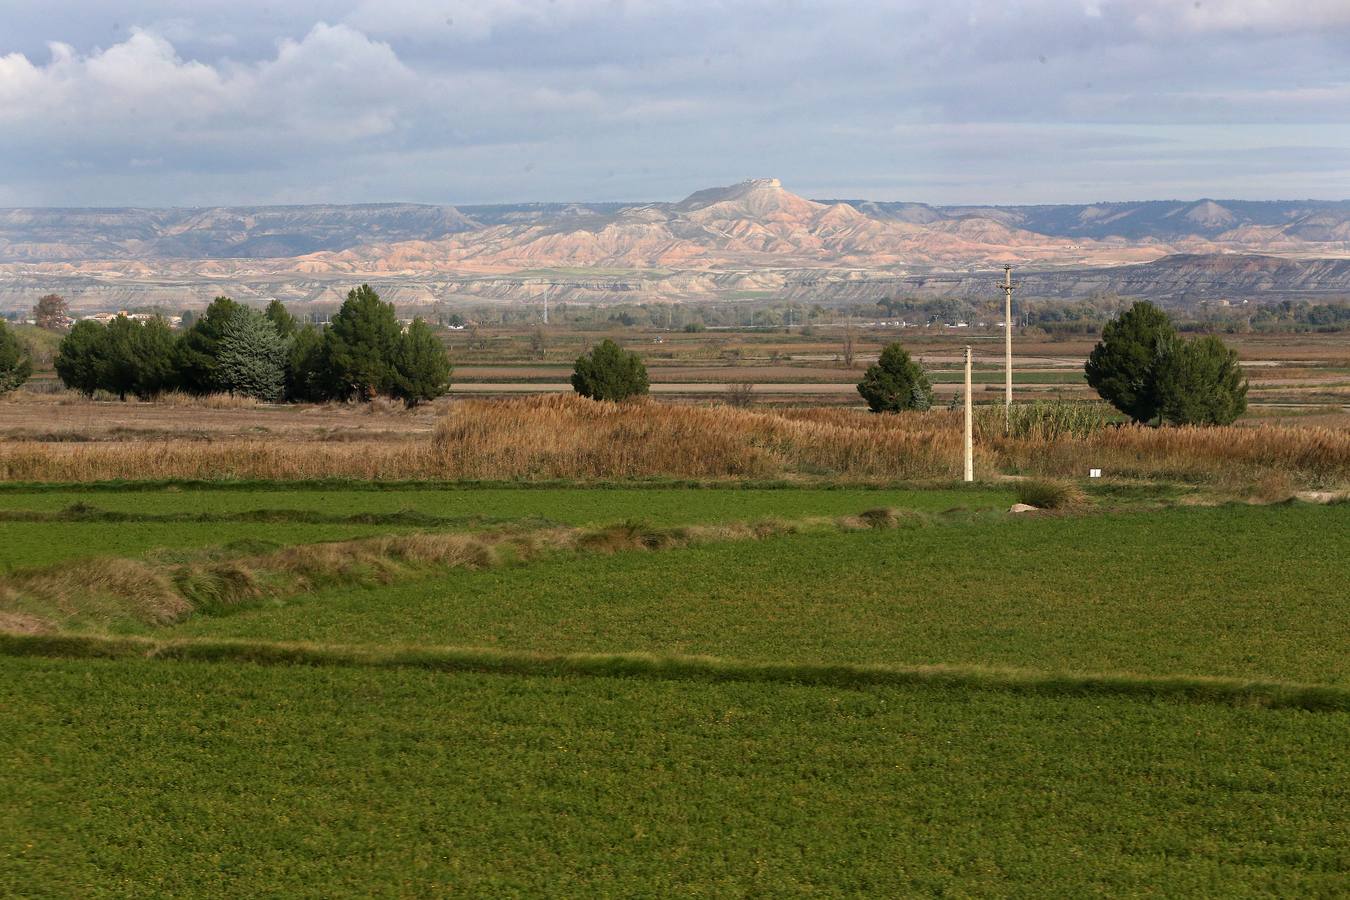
[389,319,452,407]
[285,325,329,402]
[321,285,402,400]
[857,343,933,413]
[217,308,290,401]
[1155,335,1248,426]
[571,339,649,401]
[1085,301,1178,423]
[0,319,33,393]
[265,300,298,338]
[102,315,176,400]
[174,296,244,394]
[55,320,107,397]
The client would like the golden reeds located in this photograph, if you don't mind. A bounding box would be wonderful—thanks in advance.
[0,395,1345,484]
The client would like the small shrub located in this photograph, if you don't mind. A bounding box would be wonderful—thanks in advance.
[1014,479,1087,510]
[725,381,755,408]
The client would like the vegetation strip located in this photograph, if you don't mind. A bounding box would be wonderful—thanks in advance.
[0,510,939,631]
[0,476,987,494]
[3,632,1345,712]
[0,504,558,528]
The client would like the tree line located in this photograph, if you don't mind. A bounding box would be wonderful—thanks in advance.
[51,286,451,405]
[0,294,1250,426]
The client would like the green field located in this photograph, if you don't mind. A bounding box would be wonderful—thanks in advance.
[2,483,1347,895]
[4,658,1346,897]
[156,502,1349,685]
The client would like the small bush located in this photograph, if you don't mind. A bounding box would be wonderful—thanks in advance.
[1014,479,1087,510]
[725,381,755,408]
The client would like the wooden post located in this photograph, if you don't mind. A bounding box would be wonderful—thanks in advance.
[963,345,974,483]
[1003,266,1013,410]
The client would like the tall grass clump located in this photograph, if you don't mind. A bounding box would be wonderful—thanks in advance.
[1014,479,1087,510]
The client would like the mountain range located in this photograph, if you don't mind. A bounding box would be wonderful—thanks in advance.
[2,179,1349,310]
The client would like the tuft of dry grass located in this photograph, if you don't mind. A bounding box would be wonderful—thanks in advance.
[1014,479,1088,511]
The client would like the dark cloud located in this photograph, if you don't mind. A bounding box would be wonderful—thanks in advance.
[1,1,1348,205]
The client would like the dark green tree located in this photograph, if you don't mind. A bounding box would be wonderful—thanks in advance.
[217,308,290,401]
[102,315,176,400]
[285,325,329,402]
[174,296,243,394]
[0,319,34,393]
[264,299,298,338]
[857,342,933,413]
[54,320,108,397]
[571,339,649,401]
[321,285,402,400]
[1084,301,1178,423]
[1155,335,1248,426]
[390,318,452,407]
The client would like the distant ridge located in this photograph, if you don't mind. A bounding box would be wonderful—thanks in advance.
[3,180,1350,310]
[5,185,1350,264]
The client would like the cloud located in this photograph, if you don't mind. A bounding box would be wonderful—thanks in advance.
[0,23,415,147]
[1123,0,1350,35]
[1,1,1349,205]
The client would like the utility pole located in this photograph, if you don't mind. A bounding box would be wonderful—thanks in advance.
[963,346,974,483]
[997,265,1018,416]
[543,283,549,326]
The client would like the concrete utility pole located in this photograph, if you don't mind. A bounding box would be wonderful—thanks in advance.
[963,346,974,483]
[543,283,549,326]
[998,265,1017,412]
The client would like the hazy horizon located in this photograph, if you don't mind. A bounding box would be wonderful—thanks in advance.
[4,185,1350,212]
[3,1,1350,208]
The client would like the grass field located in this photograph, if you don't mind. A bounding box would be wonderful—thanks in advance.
[2,480,1348,894]
[157,501,1350,686]
[4,658,1347,897]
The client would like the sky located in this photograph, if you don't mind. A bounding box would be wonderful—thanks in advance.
[2,0,1349,207]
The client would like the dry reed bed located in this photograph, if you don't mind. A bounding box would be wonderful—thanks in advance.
[0,395,1346,483]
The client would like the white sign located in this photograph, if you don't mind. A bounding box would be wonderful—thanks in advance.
[1089,468,1102,478]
